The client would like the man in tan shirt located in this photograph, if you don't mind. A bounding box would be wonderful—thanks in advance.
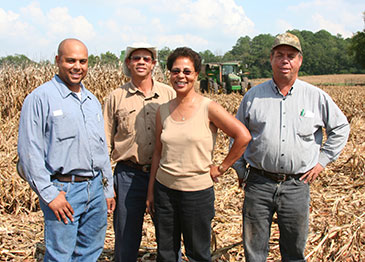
[103,43,175,262]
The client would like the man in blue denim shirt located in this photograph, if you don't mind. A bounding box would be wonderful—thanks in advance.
[232,33,350,261]
[18,38,115,261]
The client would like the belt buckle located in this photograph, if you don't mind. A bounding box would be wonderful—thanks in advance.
[277,173,287,182]
[142,165,150,173]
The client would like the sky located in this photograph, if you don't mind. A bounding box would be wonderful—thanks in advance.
[0,0,364,62]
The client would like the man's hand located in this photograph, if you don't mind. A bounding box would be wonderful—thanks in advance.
[106,198,116,214]
[48,191,74,224]
[300,163,324,184]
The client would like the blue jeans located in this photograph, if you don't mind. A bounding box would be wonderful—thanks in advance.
[39,174,107,262]
[243,170,310,262]
[154,181,215,262]
[113,162,150,262]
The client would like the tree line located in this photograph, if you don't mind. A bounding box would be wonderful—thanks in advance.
[1,28,364,79]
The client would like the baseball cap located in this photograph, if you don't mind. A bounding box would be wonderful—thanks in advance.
[272,32,302,53]
[122,42,158,77]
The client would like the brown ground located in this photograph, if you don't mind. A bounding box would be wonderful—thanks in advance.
[0,71,364,261]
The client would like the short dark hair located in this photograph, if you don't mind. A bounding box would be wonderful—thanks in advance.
[167,47,202,73]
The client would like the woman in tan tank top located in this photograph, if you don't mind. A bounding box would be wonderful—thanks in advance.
[146,47,251,261]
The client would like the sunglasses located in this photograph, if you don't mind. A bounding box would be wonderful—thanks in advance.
[130,56,153,63]
[170,68,194,75]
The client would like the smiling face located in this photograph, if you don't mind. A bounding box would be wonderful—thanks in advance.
[126,49,156,80]
[270,45,303,83]
[56,39,88,92]
[169,56,198,95]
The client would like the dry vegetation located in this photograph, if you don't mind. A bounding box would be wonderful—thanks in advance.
[0,65,364,261]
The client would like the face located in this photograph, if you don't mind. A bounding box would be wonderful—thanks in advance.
[270,45,302,82]
[169,56,198,94]
[127,49,156,79]
[56,40,88,92]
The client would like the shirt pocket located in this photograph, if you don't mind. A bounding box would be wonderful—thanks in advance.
[296,116,314,141]
[116,108,136,135]
[52,115,78,141]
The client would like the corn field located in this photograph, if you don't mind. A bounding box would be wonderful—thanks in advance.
[0,64,364,261]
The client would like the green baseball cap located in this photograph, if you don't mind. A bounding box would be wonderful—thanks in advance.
[272,32,302,53]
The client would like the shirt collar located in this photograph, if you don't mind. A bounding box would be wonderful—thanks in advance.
[127,80,160,99]
[53,75,91,100]
[270,78,298,97]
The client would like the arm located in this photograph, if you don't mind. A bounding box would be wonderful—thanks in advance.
[208,101,251,182]
[146,107,163,217]
[103,94,116,155]
[102,94,117,212]
[230,98,250,186]
[18,94,74,223]
[300,97,350,183]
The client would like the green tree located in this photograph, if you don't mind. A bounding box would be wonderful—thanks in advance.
[349,12,365,68]
[0,54,33,67]
[199,50,218,63]
[158,47,172,69]
[88,54,100,67]
[100,51,119,66]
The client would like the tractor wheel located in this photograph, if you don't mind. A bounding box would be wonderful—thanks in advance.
[241,77,249,95]
[224,75,232,94]
[200,79,208,93]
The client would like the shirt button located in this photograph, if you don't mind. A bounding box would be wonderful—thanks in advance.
[281,154,284,156]
[147,127,151,130]
[282,139,285,142]
[280,167,284,169]
[283,125,286,128]
[147,112,149,115]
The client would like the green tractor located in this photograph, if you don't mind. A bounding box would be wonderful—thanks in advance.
[199,62,251,94]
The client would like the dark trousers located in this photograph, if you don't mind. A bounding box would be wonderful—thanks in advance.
[113,162,150,262]
[243,169,310,262]
[154,181,215,262]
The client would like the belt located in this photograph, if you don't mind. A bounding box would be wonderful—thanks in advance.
[250,167,302,182]
[52,172,94,182]
[119,160,151,173]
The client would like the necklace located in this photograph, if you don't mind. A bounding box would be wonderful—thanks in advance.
[176,96,196,121]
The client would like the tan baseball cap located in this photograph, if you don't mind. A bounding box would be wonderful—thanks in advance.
[272,32,302,53]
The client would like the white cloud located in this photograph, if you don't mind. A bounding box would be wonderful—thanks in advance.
[287,0,363,37]
[276,19,294,33]
[20,1,45,24]
[178,0,254,37]
[46,7,96,40]
[0,8,30,36]
[156,34,209,50]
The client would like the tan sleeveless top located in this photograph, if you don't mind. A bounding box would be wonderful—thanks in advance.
[156,97,216,191]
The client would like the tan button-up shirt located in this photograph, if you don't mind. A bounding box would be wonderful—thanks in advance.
[103,81,175,165]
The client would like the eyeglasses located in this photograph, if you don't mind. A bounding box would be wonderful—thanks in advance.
[170,68,194,75]
[130,56,153,63]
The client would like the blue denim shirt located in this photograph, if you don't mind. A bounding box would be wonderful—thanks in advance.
[18,75,113,204]
[232,79,350,178]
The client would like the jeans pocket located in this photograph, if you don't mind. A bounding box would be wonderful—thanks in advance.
[292,177,306,186]
[52,180,71,194]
